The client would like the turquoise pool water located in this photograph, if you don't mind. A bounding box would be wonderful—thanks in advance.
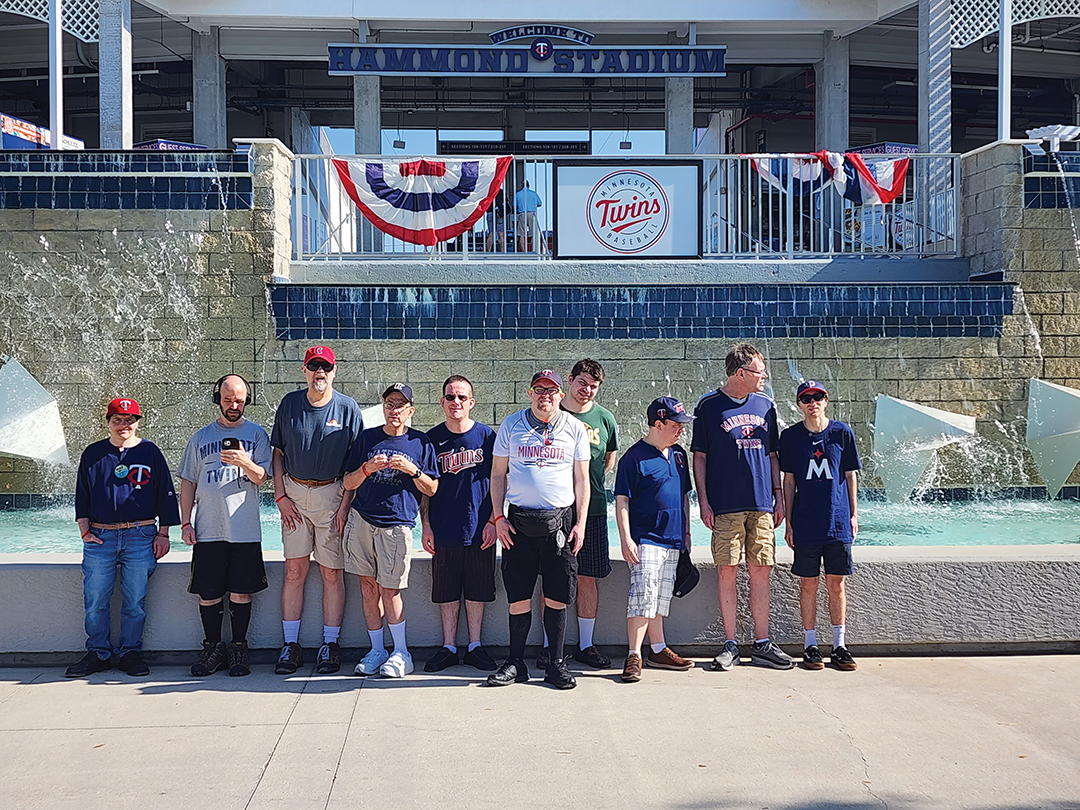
[1,498,1078,553]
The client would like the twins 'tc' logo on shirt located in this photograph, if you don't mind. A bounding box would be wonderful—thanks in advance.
[721,413,767,451]
[113,463,152,488]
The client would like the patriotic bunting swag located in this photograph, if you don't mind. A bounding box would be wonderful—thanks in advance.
[750,151,909,205]
[332,155,513,246]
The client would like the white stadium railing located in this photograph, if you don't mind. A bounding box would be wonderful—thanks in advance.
[291,153,959,261]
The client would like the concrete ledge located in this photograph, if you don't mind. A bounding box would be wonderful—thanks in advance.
[2,544,1077,659]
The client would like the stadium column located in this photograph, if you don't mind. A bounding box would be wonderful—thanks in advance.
[665,23,695,155]
[353,23,382,250]
[815,31,849,250]
[98,0,133,148]
[193,27,227,149]
[918,0,952,153]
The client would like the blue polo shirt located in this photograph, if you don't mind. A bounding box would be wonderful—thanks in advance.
[614,439,691,549]
[426,421,495,547]
[75,438,181,526]
[270,389,363,481]
[780,420,861,544]
[348,427,439,527]
[690,390,779,514]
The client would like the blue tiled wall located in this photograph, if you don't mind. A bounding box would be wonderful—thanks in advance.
[268,283,1014,341]
[0,149,253,210]
[1023,152,1080,210]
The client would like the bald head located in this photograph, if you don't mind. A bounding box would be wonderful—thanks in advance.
[218,375,249,424]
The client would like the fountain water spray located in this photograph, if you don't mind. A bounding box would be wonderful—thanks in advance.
[0,355,69,466]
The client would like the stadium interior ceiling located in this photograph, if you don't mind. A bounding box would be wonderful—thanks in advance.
[0,4,1078,152]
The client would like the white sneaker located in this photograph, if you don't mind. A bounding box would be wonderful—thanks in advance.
[379,650,414,678]
[355,648,390,675]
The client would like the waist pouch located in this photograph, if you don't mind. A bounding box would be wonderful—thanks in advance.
[508,505,573,540]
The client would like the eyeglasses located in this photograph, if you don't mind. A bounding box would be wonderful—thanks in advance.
[109,415,138,426]
[306,360,334,372]
[740,366,767,377]
[443,394,470,402]
[383,400,411,411]
[798,392,827,404]
[531,386,560,396]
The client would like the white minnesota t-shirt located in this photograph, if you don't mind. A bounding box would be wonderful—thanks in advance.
[493,409,591,509]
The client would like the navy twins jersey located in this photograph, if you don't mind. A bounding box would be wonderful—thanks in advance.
[426,421,496,547]
[75,438,181,526]
[779,420,862,544]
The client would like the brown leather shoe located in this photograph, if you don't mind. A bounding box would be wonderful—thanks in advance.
[621,654,643,682]
[646,647,694,671]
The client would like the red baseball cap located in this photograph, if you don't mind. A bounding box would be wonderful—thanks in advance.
[106,398,141,418]
[304,346,336,366]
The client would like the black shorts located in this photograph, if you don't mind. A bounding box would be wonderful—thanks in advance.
[501,504,578,605]
[792,541,854,578]
[431,542,497,604]
[577,513,611,579]
[188,542,268,600]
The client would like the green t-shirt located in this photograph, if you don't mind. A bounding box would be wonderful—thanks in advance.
[562,403,618,517]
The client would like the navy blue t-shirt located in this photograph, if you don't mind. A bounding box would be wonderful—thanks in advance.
[348,427,439,527]
[426,421,495,547]
[691,390,779,514]
[779,420,861,544]
[270,389,363,481]
[614,439,692,549]
[75,438,181,526]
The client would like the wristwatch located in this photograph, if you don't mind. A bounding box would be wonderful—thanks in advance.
[410,469,422,479]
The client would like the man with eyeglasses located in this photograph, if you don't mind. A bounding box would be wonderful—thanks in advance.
[780,381,861,672]
[343,383,439,678]
[270,346,363,676]
[487,370,591,690]
[692,343,794,672]
[419,375,499,673]
[66,398,179,678]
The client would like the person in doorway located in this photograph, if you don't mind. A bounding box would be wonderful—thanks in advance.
[515,181,542,252]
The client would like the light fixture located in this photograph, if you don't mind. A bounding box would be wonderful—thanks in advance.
[620,113,632,150]
[393,112,406,150]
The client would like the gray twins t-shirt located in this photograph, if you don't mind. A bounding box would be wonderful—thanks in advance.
[179,419,273,543]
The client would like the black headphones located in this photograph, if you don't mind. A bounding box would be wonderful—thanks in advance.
[213,374,252,406]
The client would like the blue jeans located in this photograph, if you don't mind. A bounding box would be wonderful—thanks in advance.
[81,525,158,657]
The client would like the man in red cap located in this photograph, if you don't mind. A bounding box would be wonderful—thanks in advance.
[270,346,364,675]
[66,397,180,678]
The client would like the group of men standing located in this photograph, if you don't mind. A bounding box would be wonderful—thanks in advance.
[66,342,862,686]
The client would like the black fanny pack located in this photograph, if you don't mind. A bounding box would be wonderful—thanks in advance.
[508,505,573,539]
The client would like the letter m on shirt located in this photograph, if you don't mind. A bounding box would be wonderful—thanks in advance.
[806,457,833,480]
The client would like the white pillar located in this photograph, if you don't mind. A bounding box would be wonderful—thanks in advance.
[353,24,380,154]
[815,31,849,152]
[998,0,1013,140]
[193,27,227,148]
[48,0,64,149]
[98,0,133,148]
[918,0,952,153]
[665,22,695,155]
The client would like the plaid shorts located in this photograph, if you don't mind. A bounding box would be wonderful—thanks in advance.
[626,544,680,619]
[577,513,611,579]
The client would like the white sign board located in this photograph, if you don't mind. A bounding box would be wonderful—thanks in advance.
[553,162,702,258]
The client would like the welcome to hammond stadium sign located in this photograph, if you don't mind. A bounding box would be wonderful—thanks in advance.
[328,40,725,78]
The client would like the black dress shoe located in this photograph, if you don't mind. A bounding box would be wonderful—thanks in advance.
[65,651,112,678]
[463,646,498,671]
[118,651,150,677]
[486,659,529,686]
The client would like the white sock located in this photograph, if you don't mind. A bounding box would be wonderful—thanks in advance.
[389,620,408,653]
[543,628,550,648]
[578,617,596,650]
[368,628,385,652]
[651,642,667,654]
[443,644,457,654]
[805,629,817,648]
[628,647,641,659]
[755,638,769,646]
[282,620,300,644]
[468,641,481,652]
[323,625,340,644]
[833,625,846,649]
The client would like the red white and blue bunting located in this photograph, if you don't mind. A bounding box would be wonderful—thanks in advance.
[750,151,909,205]
[331,156,513,246]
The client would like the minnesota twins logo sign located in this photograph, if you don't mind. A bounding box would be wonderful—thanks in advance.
[586,170,669,254]
[530,38,552,60]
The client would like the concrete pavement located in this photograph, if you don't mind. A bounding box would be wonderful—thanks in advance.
[1,654,1078,810]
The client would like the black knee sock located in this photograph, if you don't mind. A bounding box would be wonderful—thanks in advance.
[230,601,252,643]
[508,612,531,663]
[543,606,567,662]
[200,602,224,643]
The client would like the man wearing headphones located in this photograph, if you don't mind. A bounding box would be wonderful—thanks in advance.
[179,374,272,677]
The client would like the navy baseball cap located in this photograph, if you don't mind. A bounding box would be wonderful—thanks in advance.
[797,380,828,398]
[383,383,414,403]
[647,396,694,424]
[531,369,563,389]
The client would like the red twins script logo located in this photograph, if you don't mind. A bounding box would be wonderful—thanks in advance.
[586,170,669,254]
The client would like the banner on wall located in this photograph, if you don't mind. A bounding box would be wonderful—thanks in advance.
[553,162,702,259]
[331,155,512,246]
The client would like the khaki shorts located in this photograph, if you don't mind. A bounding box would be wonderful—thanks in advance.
[343,508,411,590]
[282,476,345,569]
[711,511,775,567]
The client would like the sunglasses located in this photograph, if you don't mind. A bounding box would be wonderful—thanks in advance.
[109,415,138,425]
[798,392,827,404]
[306,360,334,372]
[443,394,470,401]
